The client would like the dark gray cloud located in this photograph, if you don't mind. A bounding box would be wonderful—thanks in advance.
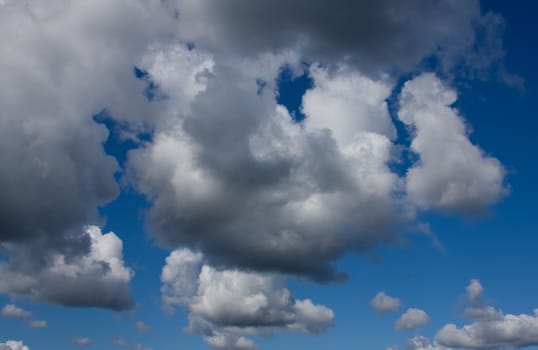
[172,0,505,76]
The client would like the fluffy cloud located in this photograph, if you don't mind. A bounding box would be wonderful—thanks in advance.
[72,338,92,347]
[129,64,403,282]
[0,341,29,350]
[1,304,31,318]
[407,336,448,350]
[161,248,334,349]
[371,292,402,313]
[398,74,507,213]
[0,0,184,310]
[395,308,431,331]
[0,226,134,310]
[433,279,538,349]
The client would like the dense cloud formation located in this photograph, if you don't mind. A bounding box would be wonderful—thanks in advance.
[0,0,180,310]
[161,248,334,349]
[130,64,405,281]
[0,341,29,350]
[0,0,512,346]
[371,292,402,313]
[0,226,134,310]
[170,0,497,76]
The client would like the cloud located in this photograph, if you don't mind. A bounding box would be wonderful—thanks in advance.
[407,336,448,350]
[371,292,402,313]
[28,320,47,328]
[72,338,92,347]
[432,279,538,349]
[129,64,404,282]
[1,304,31,318]
[161,248,334,349]
[136,321,151,333]
[111,337,127,347]
[0,226,134,310]
[0,340,29,350]
[170,0,504,77]
[395,308,431,331]
[398,73,507,213]
[0,0,182,310]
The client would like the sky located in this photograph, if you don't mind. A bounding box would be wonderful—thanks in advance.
[0,1,537,349]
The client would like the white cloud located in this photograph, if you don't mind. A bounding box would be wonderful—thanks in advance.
[302,65,396,144]
[161,248,334,349]
[111,337,127,347]
[371,291,402,313]
[72,338,92,347]
[1,304,31,318]
[28,320,47,328]
[136,321,151,333]
[407,336,450,350]
[0,340,29,350]
[395,308,431,331]
[398,73,507,213]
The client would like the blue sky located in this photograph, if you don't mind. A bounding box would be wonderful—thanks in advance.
[1,1,538,350]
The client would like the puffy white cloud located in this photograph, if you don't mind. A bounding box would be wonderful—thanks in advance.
[371,291,402,313]
[435,311,538,349]
[395,308,431,331]
[28,320,47,328]
[1,304,31,318]
[72,338,92,347]
[0,226,134,310]
[302,65,396,144]
[161,248,334,349]
[0,340,29,350]
[432,279,538,349]
[407,336,449,350]
[398,74,507,213]
[111,337,127,347]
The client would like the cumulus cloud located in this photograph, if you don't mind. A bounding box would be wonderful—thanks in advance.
[72,338,92,347]
[0,340,29,350]
[1,304,31,318]
[371,292,402,313]
[407,336,448,350]
[0,0,184,310]
[161,248,334,349]
[129,64,404,282]
[398,73,507,213]
[0,226,134,310]
[396,308,431,331]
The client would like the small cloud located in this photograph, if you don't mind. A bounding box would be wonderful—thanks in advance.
[2,304,32,319]
[371,291,402,313]
[135,320,150,333]
[395,308,430,331]
[111,337,127,347]
[72,337,93,347]
[28,320,47,328]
